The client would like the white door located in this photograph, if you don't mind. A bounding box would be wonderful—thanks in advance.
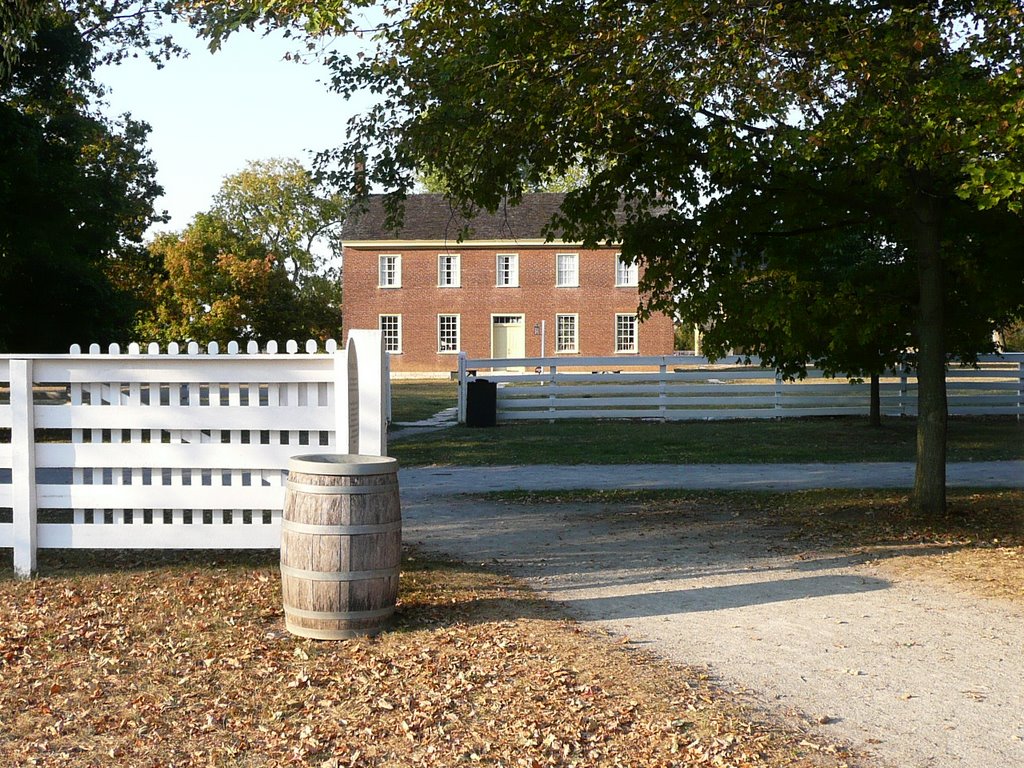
[491,315,526,367]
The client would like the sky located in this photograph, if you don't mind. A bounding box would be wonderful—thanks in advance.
[98,22,369,236]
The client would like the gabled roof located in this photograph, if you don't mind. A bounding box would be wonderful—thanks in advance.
[343,193,571,243]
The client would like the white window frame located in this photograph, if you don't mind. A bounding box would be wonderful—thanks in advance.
[437,253,461,288]
[555,253,579,287]
[378,254,402,288]
[496,253,519,287]
[615,254,638,287]
[555,313,579,354]
[437,314,460,354]
[615,313,638,353]
[379,314,402,353]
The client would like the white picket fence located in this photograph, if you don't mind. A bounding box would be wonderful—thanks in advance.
[457,353,1024,423]
[0,331,389,577]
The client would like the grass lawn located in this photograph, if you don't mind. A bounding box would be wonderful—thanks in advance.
[389,379,458,424]
[389,415,1023,466]
[0,548,853,767]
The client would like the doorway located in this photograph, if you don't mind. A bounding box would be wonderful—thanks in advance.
[491,315,526,366]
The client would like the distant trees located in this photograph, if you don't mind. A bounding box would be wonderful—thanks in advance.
[135,159,345,345]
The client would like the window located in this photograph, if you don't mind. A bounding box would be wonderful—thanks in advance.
[615,314,638,353]
[615,254,638,287]
[496,253,519,287]
[378,254,401,288]
[555,314,578,353]
[438,314,460,353]
[379,315,401,353]
[438,254,461,287]
[555,253,579,287]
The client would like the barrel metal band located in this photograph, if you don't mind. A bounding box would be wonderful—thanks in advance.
[284,605,395,621]
[282,519,401,536]
[280,564,398,582]
[286,481,399,496]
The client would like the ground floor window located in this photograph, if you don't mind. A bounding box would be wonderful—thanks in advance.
[555,314,578,353]
[438,314,460,353]
[380,314,402,353]
[615,313,637,353]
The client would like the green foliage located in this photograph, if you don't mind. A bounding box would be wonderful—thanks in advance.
[0,1,46,81]
[0,5,167,352]
[192,1,1024,513]
[137,160,344,344]
[210,157,345,283]
[999,319,1024,352]
[290,2,1024,367]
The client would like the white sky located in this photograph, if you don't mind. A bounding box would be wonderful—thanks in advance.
[97,21,369,236]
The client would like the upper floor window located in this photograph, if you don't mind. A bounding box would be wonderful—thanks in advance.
[615,254,638,287]
[378,254,402,288]
[438,254,461,287]
[615,313,638,353]
[496,253,519,287]
[380,314,402,353]
[438,314,460,353]
[555,253,579,287]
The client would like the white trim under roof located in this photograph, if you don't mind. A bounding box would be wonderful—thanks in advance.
[345,239,621,248]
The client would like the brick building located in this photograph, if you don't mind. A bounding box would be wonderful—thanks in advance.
[342,193,676,374]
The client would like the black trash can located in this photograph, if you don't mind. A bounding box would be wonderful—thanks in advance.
[465,378,497,427]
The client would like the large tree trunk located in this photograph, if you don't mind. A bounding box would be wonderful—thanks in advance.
[912,198,947,516]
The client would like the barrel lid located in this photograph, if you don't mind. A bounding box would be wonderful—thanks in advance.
[288,453,399,476]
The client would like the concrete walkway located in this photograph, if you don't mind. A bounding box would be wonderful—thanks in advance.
[400,461,1023,498]
[398,462,1023,768]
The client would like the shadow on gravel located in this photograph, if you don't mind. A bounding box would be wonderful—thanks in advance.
[556,573,890,619]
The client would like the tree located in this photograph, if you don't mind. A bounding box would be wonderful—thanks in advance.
[137,160,344,344]
[193,2,1024,514]
[0,4,168,351]
[206,0,1020,517]
[210,157,346,283]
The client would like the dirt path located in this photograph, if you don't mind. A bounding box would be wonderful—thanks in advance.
[401,491,1024,768]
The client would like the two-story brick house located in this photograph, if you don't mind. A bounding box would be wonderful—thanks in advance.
[342,193,676,374]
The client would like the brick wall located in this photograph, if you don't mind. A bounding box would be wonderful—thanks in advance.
[343,244,676,373]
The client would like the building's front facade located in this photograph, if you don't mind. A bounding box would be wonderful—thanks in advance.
[342,194,676,374]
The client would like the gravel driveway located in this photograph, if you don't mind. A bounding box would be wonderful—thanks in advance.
[399,463,1024,768]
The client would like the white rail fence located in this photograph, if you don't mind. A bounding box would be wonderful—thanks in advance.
[457,353,1024,423]
[0,331,388,577]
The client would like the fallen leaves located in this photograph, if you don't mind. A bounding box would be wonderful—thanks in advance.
[0,550,853,767]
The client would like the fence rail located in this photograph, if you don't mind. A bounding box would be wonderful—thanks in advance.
[0,331,388,576]
[457,353,1024,423]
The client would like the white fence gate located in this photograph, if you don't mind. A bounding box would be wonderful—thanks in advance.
[0,331,388,577]
[458,353,1024,423]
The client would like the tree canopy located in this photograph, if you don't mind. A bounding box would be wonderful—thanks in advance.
[219,0,1022,515]
[0,2,170,352]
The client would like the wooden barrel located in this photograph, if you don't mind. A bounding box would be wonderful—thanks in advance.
[281,454,401,639]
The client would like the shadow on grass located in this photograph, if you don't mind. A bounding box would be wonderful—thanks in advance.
[0,547,280,580]
[392,549,565,630]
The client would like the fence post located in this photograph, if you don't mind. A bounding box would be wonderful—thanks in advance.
[1018,358,1023,423]
[658,361,668,421]
[11,359,36,578]
[457,352,467,424]
[900,365,909,417]
[548,364,558,422]
[774,370,783,414]
[334,345,353,454]
[347,329,387,457]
